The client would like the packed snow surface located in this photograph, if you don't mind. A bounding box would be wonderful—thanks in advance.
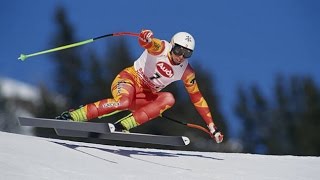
[0,131,319,180]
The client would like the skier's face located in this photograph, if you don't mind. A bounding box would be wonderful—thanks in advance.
[171,52,186,65]
[172,44,193,58]
[171,44,192,65]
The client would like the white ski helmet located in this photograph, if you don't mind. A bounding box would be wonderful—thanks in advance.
[170,32,195,51]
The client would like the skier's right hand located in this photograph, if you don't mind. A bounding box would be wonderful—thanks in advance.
[139,29,153,48]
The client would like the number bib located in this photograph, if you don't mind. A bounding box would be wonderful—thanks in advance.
[134,42,188,92]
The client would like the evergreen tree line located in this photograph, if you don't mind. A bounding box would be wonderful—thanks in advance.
[235,75,320,155]
[31,6,319,155]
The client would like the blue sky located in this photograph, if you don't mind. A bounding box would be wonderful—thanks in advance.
[1,0,320,137]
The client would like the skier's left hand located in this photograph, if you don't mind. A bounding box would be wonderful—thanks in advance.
[208,123,223,143]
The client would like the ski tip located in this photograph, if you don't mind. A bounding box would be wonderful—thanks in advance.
[182,136,190,145]
[108,123,115,132]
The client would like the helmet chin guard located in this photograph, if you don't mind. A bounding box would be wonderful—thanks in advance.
[170,32,195,51]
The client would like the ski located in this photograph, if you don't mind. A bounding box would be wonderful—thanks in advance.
[18,117,115,134]
[18,117,190,146]
[55,129,190,146]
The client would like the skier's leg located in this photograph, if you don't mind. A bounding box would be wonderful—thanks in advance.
[118,92,175,130]
[133,92,175,124]
[64,71,137,122]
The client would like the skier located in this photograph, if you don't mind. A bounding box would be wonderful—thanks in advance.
[56,29,223,143]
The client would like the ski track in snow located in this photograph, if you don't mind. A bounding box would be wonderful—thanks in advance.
[0,131,319,180]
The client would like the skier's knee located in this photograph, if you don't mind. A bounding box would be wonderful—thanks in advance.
[160,92,175,107]
[118,97,132,110]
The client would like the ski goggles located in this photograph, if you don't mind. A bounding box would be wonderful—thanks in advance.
[172,44,193,58]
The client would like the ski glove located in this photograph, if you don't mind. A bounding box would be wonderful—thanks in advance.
[139,29,154,48]
[208,123,224,143]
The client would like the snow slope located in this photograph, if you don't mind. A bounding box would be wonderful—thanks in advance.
[1,131,319,180]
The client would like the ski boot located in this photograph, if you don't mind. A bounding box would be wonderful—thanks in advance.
[113,113,139,133]
[55,111,73,121]
[114,122,127,132]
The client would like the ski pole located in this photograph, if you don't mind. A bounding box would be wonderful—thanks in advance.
[161,115,214,139]
[18,32,139,61]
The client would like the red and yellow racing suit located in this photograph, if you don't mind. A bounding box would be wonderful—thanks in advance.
[76,38,214,127]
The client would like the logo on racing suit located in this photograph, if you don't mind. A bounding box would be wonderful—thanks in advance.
[156,62,174,78]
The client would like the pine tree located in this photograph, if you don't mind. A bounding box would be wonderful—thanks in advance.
[50,6,84,107]
[82,51,108,103]
[0,85,8,131]
[235,74,320,155]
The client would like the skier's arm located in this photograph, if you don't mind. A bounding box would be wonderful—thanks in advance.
[182,65,213,125]
[138,29,165,56]
[182,65,223,143]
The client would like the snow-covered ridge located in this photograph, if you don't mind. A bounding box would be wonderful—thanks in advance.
[0,77,40,102]
[1,131,319,180]
[0,76,66,108]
